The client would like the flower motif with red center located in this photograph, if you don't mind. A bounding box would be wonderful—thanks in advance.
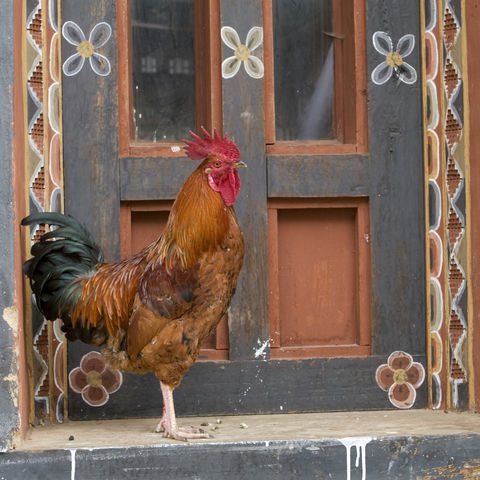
[376,351,425,409]
[69,351,122,407]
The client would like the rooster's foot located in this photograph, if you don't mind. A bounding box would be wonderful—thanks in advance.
[155,421,211,441]
[156,381,212,441]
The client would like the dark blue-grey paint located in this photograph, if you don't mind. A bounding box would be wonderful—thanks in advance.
[2,434,480,479]
[0,0,20,452]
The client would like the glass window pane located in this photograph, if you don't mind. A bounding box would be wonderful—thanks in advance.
[131,0,195,142]
[273,0,334,141]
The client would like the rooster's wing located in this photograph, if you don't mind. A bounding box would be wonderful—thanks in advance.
[125,261,199,360]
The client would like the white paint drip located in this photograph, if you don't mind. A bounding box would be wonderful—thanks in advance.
[339,437,372,480]
[254,338,270,359]
[70,449,77,480]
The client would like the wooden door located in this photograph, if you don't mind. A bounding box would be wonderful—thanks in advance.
[61,0,427,420]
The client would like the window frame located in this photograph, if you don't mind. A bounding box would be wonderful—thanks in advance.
[117,0,222,158]
[263,0,368,155]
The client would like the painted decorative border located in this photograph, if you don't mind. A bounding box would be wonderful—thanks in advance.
[423,0,448,411]
[25,0,65,423]
[422,0,472,410]
[442,0,470,409]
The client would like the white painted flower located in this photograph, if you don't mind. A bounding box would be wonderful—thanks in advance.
[62,21,112,77]
[371,31,417,85]
[221,26,264,79]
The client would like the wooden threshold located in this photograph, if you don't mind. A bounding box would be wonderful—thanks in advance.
[18,410,480,451]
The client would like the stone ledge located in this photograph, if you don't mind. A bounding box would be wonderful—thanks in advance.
[3,411,480,479]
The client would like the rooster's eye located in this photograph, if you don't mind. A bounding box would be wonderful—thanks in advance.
[214,161,221,168]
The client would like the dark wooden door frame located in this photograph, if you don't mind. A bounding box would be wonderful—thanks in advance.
[62,0,427,420]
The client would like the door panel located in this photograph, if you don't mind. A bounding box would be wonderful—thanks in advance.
[269,198,371,359]
[62,0,427,420]
[278,207,359,346]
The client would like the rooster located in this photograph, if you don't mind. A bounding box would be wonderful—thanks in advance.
[22,128,245,441]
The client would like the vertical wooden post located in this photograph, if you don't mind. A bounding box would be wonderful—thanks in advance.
[466,0,480,411]
[219,0,269,360]
[62,1,120,261]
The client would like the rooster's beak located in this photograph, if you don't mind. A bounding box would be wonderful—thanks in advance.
[234,161,247,168]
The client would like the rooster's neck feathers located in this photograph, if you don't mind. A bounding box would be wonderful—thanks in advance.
[149,161,232,271]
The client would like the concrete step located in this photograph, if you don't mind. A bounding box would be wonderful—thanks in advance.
[2,410,480,479]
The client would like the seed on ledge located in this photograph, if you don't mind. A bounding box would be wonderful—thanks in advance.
[239,423,248,429]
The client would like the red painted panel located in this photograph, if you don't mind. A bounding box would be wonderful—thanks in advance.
[131,210,168,253]
[277,208,358,347]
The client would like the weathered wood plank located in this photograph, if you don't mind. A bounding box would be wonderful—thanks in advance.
[366,0,426,356]
[62,1,119,261]
[62,0,122,424]
[120,157,197,201]
[267,155,369,197]
[220,0,270,360]
[68,355,427,419]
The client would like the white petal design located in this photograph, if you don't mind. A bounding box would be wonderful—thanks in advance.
[398,62,417,85]
[246,26,263,52]
[221,26,241,50]
[62,53,85,76]
[62,21,86,46]
[244,55,264,79]
[89,52,111,76]
[396,34,415,58]
[372,31,393,55]
[371,61,393,85]
[89,21,112,49]
[425,0,437,31]
[222,56,241,79]
[48,83,60,133]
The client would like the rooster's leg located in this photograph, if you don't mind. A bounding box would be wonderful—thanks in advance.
[155,381,211,441]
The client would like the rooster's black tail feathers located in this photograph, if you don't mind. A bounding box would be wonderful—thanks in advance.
[22,212,105,343]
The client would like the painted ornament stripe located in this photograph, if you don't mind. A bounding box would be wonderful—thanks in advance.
[24,0,66,423]
[442,0,470,409]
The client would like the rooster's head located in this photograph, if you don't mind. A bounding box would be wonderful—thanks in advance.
[184,127,246,206]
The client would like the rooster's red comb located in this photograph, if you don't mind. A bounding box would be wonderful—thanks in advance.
[184,127,240,162]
